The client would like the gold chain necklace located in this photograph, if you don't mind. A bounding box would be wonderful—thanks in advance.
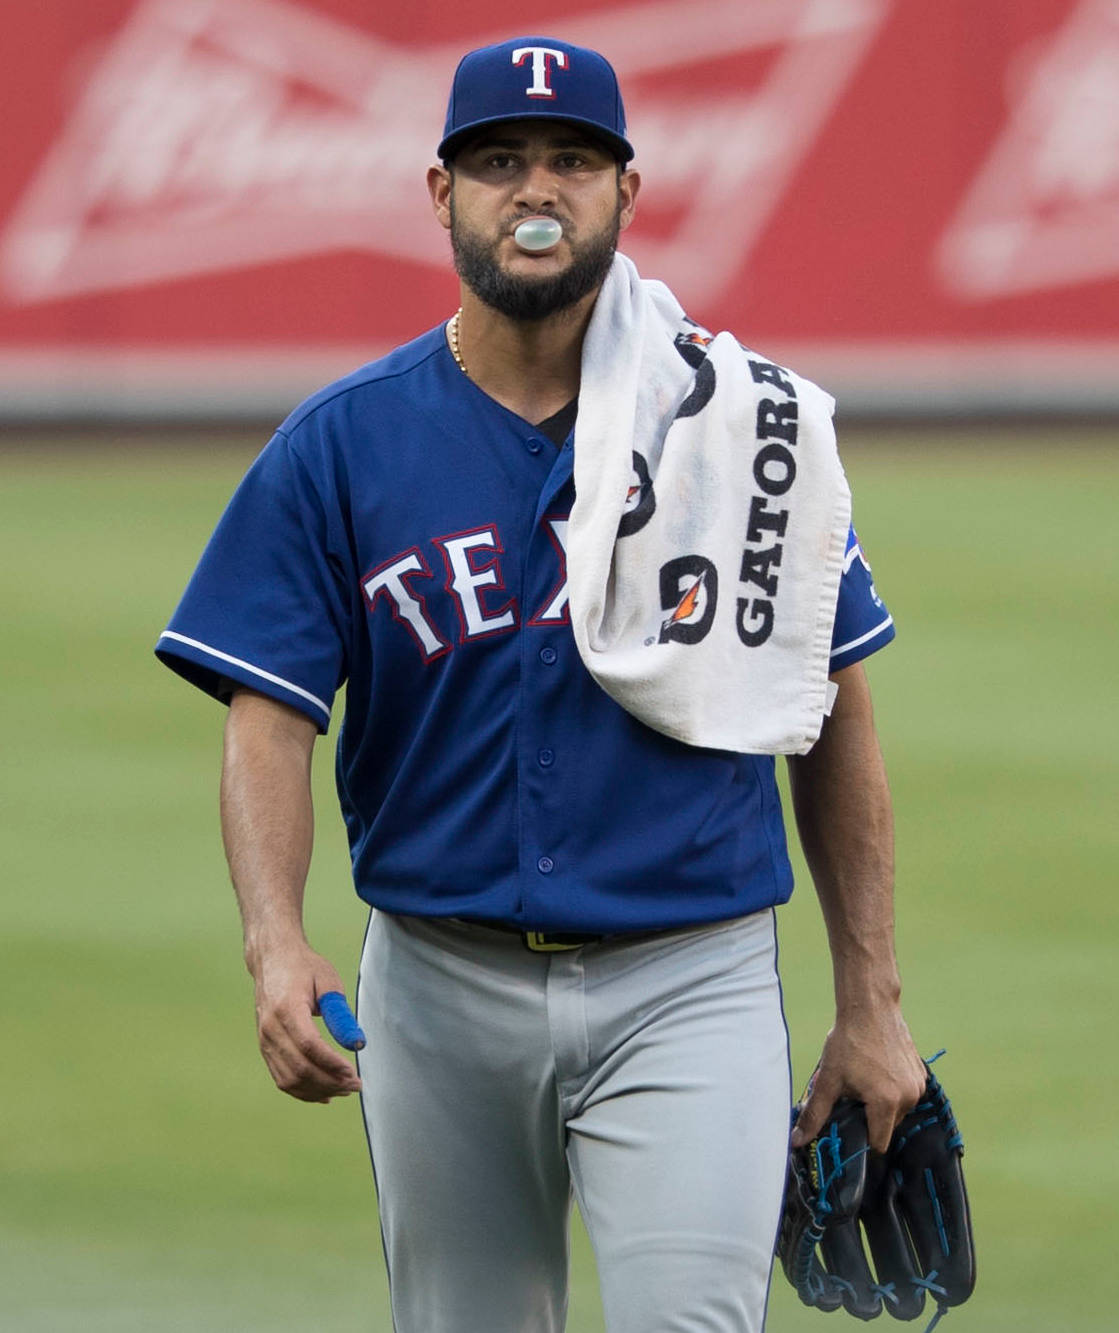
[448,308,468,377]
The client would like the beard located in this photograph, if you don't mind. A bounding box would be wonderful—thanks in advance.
[450,199,621,322]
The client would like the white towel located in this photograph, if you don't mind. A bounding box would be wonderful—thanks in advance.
[567,254,851,755]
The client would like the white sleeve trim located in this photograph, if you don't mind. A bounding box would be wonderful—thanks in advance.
[158,630,332,723]
[830,614,894,661]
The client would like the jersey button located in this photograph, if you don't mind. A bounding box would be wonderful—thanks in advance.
[537,855,555,874]
[539,646,558,665]
[538,748,555,768]
[526,438,543,455]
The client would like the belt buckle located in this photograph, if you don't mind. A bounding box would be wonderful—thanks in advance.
[523,930,590,953]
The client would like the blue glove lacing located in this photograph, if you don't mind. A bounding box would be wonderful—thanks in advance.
[793,1052,964,1332]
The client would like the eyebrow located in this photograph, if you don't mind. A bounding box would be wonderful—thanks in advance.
[470,133,602,152]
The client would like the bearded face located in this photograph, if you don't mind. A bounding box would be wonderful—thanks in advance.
[449,192,622,322]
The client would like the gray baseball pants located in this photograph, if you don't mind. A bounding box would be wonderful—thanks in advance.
[356,908,791,1332]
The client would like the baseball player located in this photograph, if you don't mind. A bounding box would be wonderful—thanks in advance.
[157,36,926,1333]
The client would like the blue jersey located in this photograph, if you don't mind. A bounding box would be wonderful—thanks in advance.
[157,325,894,933]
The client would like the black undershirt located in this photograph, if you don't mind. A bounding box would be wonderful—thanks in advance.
[534,397,578,447]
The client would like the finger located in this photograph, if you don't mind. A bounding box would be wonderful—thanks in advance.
[259,1039,348,1102]
[262,1010,362,1100]
[265,1044,361,1101]
[866,1062,928,1152]
[317,991,366,1051]
[790,1070,842,1147]
[285,1023,363,1090]
[864,1099,899,1154]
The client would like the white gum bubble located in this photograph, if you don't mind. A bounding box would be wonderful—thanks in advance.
[514,217,563,253]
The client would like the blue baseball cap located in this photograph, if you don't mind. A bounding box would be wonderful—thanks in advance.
[438,37,634,163]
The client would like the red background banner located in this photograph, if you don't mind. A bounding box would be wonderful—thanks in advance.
[4,0,1117,416]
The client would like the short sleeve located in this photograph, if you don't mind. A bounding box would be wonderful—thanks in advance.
[829,526,895,672]
[155,432,351,731]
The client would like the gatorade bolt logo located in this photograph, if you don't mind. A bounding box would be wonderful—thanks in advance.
[658,556,718,645]
[618,451,657,538]
[512,47,569,98]
[673,328,717,419]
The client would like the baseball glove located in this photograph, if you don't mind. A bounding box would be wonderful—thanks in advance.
[776,1061,975,1331]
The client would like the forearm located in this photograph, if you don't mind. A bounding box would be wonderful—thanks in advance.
[786,664,900,1015]
[221,689,318,969]
[786,661,925,1148]
[220,688,360,1102]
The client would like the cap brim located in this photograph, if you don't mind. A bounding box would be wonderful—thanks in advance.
[438,113,634,163]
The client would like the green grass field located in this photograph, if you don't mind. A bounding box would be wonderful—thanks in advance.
[2,426,1117,1330]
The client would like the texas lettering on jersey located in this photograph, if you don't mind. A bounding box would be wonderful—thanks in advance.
[360,349,807,665]
[362,517,570,662]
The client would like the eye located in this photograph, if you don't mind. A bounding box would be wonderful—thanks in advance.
[486,152,519,170]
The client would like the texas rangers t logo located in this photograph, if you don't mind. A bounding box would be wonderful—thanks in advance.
[512,46,569,98]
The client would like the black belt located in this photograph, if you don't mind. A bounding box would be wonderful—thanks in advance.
[460,919,604,952]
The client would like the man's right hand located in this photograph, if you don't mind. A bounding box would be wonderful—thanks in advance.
[250,941,363,1103]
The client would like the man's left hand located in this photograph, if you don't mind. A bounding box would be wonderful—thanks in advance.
[790,1005,926,1152]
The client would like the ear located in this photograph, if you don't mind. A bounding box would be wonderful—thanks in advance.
[618,169,641,233]
[427,164,453,231]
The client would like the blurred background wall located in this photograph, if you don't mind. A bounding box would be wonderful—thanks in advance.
[3,0,1117,424]
[3,6,1118,1332]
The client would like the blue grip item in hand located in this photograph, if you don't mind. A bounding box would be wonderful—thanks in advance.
[318,991,366,1051]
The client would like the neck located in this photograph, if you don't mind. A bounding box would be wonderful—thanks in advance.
[449,289,596,424]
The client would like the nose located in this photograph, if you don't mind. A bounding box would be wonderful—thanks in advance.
[513,159,559,212]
